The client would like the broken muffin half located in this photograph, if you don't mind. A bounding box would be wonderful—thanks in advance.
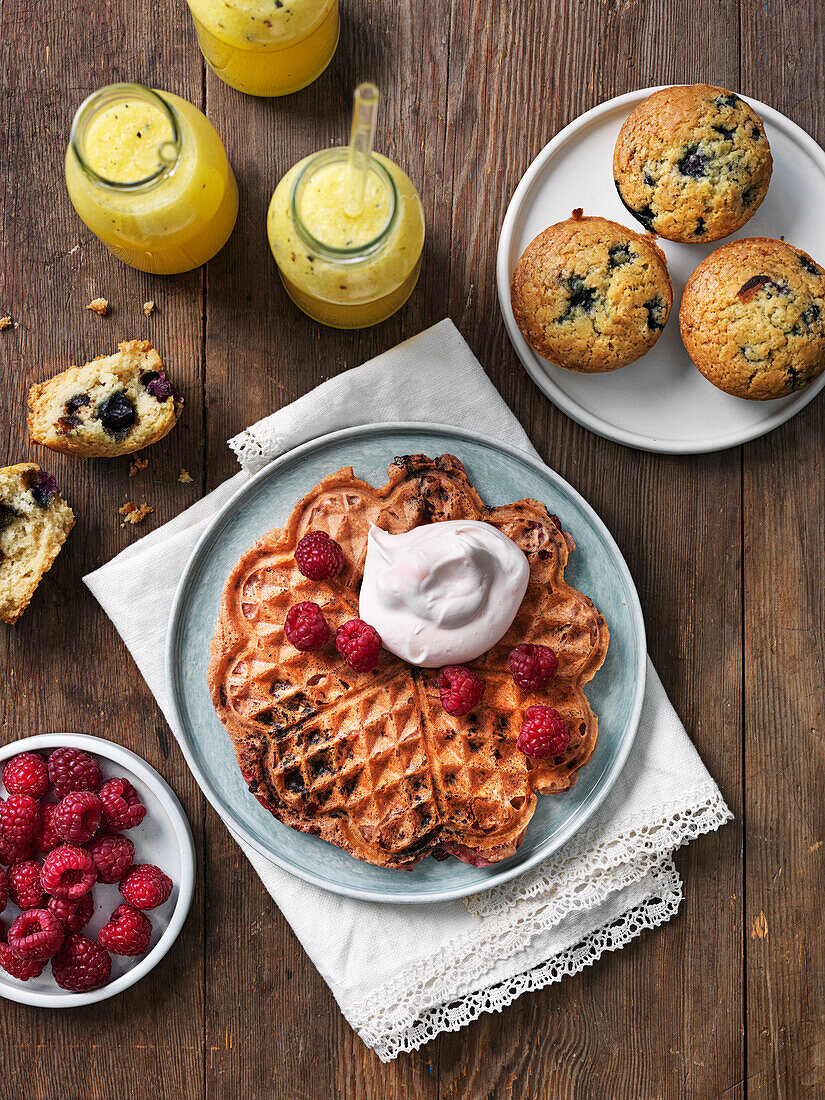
[0,463,75,624]
[28,340,183,458]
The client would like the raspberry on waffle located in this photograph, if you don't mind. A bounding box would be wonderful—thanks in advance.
[207,454,609,870]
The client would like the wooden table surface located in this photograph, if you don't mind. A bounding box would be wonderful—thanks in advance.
[1,1,823,1096]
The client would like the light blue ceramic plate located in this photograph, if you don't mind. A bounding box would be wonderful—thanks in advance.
[166,424,646,903]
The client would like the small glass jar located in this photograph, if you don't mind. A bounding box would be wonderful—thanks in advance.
[185,0,339,97]
[65,83,238,274]
[267,148,425,328]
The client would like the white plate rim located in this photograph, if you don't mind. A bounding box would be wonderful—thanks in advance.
[0,732,196,1008]
[496,84,825,454]
[164,421,647,904]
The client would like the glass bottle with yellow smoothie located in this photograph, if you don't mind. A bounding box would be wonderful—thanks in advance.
[185,0,338,97]
[65,83,238,275]
[267,86,425,329]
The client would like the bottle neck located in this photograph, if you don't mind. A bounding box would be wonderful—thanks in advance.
[70,83,181,191]
[289,148,398,263]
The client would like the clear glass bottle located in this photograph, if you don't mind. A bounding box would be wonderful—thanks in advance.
[65,83,238,274]
[267,148,425,328]
[185,0,339,97]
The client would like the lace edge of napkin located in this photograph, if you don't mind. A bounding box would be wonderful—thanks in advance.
[228,426,282,474]
[466,779,732,917]
[356,860,682,1063]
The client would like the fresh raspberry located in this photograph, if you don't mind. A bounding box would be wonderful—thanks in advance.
[284,602,330,651]
[98,778,147,832]
[508,643,559,691]
[7,908,64,961]
[0,794,41,847]
[516,705,571,758]
[34,802,61,853]
[294,530,345,581]
[8,860,44,909]
[47,747,102,799]
[51,933,111,992]
[98,903,152,956]
[0,866,6,912]
[53,791,102,845]
[335,619,382,672]
[2,752,49,798]
[48,892,94,934]
[41,845,97,899]
[120,864,173,910]
[86,833,134,884]
[0,833,31,865]
[437,665,486,716]
[0,941,45,981]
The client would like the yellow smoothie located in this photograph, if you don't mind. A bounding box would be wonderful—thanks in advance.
[267,150,425,328]
[185,0,338,97]
[65,84,238,274]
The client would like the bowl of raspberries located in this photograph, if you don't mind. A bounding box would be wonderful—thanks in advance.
[0,733,195,1007]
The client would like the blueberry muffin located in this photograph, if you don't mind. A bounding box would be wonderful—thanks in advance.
[0,464,75,624]
[613,85,772,243]
[680,238,825,399]
[510,211,673,372]
[28,340,183,457]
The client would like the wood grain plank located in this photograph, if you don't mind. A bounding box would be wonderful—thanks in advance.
[0,2,205,1096]
[429,0,744,1097]
[199,0,449,1095]
[740,2,825,1094]
[198,0,453,495]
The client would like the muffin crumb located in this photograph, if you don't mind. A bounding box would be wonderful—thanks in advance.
[0,316,12,330]
[86,297,109,316]
[178,468,193,484]
[129,456,149,477]
[143,301,155,316]
[119,501,154,526]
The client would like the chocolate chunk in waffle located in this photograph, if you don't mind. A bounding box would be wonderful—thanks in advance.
[207,454,608,869]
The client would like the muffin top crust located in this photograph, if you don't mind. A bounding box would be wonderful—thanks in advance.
[613,84,772,243]
[680,237,825,399]
[510,211,673,373]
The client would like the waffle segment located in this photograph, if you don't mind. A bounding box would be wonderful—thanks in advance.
[208,454,609,869]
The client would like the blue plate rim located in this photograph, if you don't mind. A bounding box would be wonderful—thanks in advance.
[165,422,647,904]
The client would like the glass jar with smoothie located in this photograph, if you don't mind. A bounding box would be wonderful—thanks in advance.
[184,0,338,97]
[267,85,425,329]
[65,83,238,275]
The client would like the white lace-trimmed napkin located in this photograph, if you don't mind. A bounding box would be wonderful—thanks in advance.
[85,319,731,1061]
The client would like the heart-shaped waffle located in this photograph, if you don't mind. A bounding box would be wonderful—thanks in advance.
[208,454,608,869]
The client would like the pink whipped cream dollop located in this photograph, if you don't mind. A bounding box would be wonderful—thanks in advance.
[358,521,529,668]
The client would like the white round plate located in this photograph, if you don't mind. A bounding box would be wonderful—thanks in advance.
[0,733,195,1008]
[497,86,825,453]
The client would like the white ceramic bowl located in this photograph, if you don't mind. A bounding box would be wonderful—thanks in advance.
[0,733,195,1008]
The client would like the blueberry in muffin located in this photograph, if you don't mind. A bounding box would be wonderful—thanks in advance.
[510,210,673,372]
[27,340,183,457]
[679,237,825,399]
[613,85,772,243]
[0,464,75,624]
